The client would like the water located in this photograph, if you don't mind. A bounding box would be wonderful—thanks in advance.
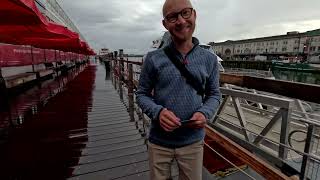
[0,65,95,179]
[272,69,320,85]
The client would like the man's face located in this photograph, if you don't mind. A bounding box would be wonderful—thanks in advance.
[162,0,196,42]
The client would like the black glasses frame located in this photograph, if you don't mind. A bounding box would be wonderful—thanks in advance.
[165,8,194,23]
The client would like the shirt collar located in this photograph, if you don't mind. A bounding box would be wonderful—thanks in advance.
[168,37,200,55]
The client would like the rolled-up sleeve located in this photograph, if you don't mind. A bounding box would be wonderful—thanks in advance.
[135,53,163,121]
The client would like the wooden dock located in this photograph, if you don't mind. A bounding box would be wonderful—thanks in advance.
[67,64,149,180]
[0,61,298,179]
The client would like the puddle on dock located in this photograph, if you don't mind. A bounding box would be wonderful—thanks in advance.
[0,65,98,180]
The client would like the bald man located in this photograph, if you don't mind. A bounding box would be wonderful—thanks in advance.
[136,0,221,179]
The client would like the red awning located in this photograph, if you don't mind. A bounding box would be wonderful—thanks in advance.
[0,0,95,55]
[0,0,47,25]
[21,37,82,52]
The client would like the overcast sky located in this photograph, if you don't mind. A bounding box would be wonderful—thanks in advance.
[57,0,320,54]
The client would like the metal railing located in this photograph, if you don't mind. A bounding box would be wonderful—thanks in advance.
[105,50,320,179]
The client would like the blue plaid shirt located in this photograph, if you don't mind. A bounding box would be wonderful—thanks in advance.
[136,37,221,148]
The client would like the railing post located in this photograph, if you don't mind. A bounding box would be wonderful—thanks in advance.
[110,53,114,85]
[31,46,35,72]
[114,51,118,90]
[279,104,292,160]
[128,64,135,122]
[300,124,314,180]
[118,49,124,101]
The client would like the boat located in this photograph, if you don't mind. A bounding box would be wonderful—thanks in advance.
[147,31,225,72]
[271,61,320,73]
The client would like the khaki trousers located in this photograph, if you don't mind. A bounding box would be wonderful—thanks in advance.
[148,140,203,180]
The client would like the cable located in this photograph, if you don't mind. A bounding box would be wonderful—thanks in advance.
[204,142,257,180]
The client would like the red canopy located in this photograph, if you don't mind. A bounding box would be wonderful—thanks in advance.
[21,37,81,52]
[0,0,47,25]
[0,0,94,55]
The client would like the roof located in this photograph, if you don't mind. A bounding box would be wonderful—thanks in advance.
[211,29,320,46]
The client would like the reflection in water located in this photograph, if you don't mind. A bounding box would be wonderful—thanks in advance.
[272,69,320,85]
[0,66,96,180]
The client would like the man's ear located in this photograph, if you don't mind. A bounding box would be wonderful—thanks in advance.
[162,20,168,30]
[193,9,197,19]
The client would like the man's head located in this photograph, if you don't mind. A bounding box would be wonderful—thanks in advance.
[162,0,196,43]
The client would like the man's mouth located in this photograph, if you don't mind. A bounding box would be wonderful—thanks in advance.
[176,25,191,33]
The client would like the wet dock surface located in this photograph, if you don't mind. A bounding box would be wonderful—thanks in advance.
[0,63,266,180]
[0,64,147,180]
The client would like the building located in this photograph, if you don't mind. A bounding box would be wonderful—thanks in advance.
[209,29,320,62]
[99,48,110,56]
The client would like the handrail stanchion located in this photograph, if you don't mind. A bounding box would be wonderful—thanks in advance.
[128,64,135,122]
[119,49,124,101]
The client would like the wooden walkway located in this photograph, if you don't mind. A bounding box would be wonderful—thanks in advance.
[67,64,149,180]
[0,63,268,180]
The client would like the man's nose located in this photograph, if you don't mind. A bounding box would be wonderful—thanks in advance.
[176,14,187,24]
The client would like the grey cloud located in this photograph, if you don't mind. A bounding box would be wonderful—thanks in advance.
[58,0,320,54]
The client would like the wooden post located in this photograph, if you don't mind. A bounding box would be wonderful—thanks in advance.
[126,55,129,78]
[118,49,124,101]
[112,53,116,89]
[114,51,118,90]
[128,64,135,122]
[110,53,114,85]
[44,49,47,63]
[31,46,35,72]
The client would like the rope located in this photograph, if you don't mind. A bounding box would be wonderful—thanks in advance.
[204,142,256,180]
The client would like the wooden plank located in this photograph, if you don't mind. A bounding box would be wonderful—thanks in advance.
[72,152,148,176]
[68,160,149,180]
[205,125,292,180]
[82,139,145,155]
[86,130,139,142]
[4,73,37,88]
[78,145,147,164]
[38,69,54,77]
[82,134,143,148]
[114,171,150,180]
[69,126,136,137]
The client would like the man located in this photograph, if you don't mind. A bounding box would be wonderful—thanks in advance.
[136,0,221,179]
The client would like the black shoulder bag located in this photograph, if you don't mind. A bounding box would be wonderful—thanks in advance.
[164,46,205,98]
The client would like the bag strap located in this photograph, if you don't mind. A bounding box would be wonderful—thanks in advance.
[164,46,205,97]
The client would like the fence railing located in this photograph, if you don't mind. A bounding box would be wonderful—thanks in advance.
[104,49,320,179]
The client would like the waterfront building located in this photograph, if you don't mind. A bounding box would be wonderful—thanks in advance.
[210,29,320,62]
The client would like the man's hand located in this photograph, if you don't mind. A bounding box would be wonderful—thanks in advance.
[159,108,181,132]
[188,112,207,129]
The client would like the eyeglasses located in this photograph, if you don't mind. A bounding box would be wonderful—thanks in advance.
[165,8,194,23]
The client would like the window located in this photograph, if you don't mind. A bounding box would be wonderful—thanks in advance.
[310,47,316,51]
[282,47,287,52]
[275,48,278,52]
[237,49,240,53]
[283,41,288,45]
[318,47,320,51]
